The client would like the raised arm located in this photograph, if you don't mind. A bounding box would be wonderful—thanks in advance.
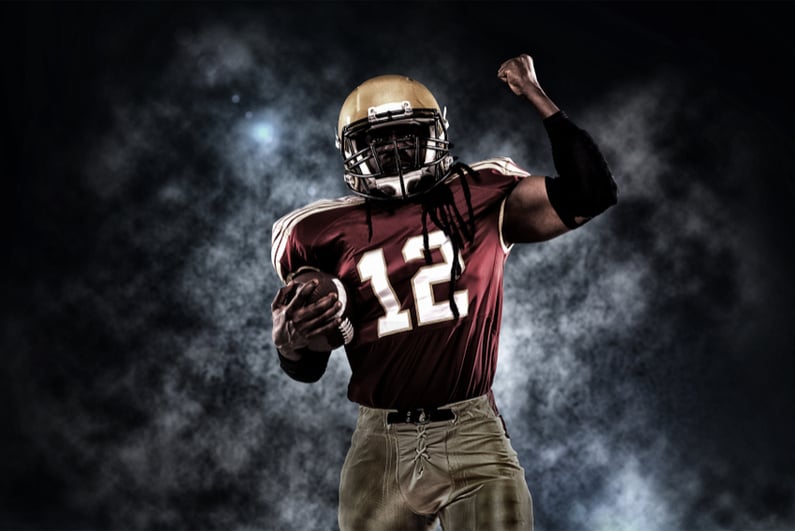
[497,54,618,244]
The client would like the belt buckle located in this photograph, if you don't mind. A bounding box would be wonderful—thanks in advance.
[389,407,446,425]
[407,408,429,424]
[414,408,432,424]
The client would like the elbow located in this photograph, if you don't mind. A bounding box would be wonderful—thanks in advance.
[582,174,618,221]
[580,161,618,216]
[545,170,618,229]
[600,173,619,212]
[586,144,618,214]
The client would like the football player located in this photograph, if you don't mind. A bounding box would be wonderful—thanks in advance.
[270,54,617,530]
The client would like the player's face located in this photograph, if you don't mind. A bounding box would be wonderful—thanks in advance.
[351,124,426,177]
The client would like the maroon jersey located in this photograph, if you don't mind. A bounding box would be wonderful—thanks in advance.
[271,158,531,409]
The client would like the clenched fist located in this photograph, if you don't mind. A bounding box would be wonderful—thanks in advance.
[497,54,559,118]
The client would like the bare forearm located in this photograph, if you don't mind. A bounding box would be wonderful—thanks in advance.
[522,86,560,119]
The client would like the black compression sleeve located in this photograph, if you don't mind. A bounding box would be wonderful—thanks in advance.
[543,111,618,228]
[278,348,331,383]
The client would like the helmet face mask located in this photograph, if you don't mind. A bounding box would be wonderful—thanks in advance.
[336,76,453,201]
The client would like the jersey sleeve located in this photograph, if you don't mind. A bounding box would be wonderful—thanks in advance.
[468,157,533,252]
[271,209,318,284]
[271,218,301,284]
[271,197,361,284]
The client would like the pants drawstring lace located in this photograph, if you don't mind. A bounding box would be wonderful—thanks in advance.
[413,422,431,477]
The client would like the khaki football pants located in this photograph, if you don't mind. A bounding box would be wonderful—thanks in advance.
[338,394,533,530]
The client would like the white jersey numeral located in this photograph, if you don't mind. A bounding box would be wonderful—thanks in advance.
[403,231,469,325]
[357,249,412,337]
[357,230,468,337]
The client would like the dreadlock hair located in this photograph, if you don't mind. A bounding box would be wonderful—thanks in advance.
[364,161,479,319]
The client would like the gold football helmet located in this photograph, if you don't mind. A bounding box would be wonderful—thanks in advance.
[335,75,453,200]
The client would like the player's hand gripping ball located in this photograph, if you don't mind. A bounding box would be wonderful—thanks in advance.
[292,270,354,351]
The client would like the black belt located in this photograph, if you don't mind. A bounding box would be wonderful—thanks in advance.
[386,407,455,425]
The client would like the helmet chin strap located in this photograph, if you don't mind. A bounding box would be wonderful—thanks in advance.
[374,169,427,199]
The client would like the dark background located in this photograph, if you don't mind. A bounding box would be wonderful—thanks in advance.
[2,2,794,530]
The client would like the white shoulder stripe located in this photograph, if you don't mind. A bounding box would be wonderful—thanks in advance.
[498,197,514,254]
[271,196,364,283]
[272,196,360,258]
[469,157,532,178]
[469,158,528,257]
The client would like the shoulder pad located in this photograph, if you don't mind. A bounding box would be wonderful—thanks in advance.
[468,157,532,177]
[271,196,364,281]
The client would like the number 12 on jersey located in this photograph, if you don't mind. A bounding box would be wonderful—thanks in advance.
[357,230,469,337]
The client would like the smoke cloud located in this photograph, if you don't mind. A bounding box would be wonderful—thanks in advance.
[3,3,793,531]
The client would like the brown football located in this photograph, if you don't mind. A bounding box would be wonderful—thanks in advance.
[291,269,354,351]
